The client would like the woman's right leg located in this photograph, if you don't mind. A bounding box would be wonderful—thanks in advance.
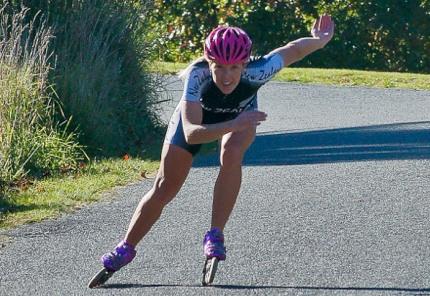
[123,143,193,247]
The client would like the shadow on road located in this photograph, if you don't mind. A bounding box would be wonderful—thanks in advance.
[99,283,200,289]
[193,121,430,167]
[98,282,430,294]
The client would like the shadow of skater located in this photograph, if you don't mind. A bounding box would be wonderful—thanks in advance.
[99,282,430,294]
[193,121,430,167]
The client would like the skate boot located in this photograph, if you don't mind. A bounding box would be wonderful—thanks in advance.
[88,240,136,288]
[202,227,226,286]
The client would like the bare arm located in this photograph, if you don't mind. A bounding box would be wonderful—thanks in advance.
[271,14,335,67]
[181,101,267,144]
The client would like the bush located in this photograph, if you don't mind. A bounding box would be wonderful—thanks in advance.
[0,5,85,196]
[145,0,430,73]
[314,0,430,72]
[59,1,163,156]
[9,0,164,157]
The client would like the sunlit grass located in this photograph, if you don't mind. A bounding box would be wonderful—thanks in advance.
[275,67,430,90]
[149,61,430,90]
[0,158,158,229]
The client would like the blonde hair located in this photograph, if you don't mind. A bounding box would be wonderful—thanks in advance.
[178,56,207,81]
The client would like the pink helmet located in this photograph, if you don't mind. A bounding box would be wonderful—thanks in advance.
[204,26,252,65]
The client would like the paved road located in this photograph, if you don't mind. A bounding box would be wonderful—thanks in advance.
[1,79,430,296]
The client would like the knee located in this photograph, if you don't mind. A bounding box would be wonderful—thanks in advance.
[151,175,179,206]
[220,143,245,168]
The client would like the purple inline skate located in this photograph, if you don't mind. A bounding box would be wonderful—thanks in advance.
[202,227,226,286]
[88,240,136,288]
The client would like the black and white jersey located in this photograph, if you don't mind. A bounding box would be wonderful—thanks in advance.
[182,52,284,123]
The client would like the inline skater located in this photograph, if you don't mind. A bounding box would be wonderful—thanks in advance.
[89,14,335,288]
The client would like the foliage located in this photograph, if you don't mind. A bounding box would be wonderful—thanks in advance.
[315,0,430,72]
[6,0,164,156]
[145,0,218,62]
[0,5,85,197]
[145,0,310,61]
[1,0,163,200]
[52,1,162,156]
[146,0,430,72]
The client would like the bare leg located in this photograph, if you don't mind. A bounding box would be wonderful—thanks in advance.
[124,144,193,247]
[211,127,256,231]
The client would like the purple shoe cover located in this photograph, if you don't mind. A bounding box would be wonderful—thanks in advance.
[203,227,226,260]
[101,240,136,272]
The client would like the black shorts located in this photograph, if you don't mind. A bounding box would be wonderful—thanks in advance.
[164,99,258,156]
[163,104,202,156]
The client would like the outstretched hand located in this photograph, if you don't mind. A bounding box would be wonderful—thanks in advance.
[311,14,335,45]
[232,110,267,132]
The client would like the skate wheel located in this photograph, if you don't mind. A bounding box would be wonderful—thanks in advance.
[202,257,219,286]
[88,268,114,288]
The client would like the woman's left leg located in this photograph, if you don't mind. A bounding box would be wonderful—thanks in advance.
[210,127,257,231]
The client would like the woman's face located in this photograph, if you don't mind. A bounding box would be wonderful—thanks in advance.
[209,62,245,95]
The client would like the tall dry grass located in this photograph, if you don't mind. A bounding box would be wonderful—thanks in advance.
[0,5,85,197]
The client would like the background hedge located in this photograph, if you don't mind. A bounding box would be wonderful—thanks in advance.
[146,0,430,73]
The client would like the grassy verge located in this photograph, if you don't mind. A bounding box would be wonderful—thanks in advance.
[150,61,430,91]
[0,158,158,229]
[275,67,430,90]
[0,3,163,232]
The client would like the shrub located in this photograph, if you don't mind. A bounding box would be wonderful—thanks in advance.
[315,0,430,72]
[50,0,163,156]
[0,5,85,196]
[8,0,164,156]
[145,0,430,73]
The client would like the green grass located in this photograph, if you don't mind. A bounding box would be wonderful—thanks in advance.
[0,158,158,229]
[149,61,430,91]
[275,67,430,90]
[149,61,188,74]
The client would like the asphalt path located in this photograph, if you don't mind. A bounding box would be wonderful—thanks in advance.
[1,78,430,296]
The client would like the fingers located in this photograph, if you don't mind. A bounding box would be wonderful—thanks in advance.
[315,14,330,33]
[254,111,267,121]
[234,111,267,131]
[321,14,330,31]
[251,110,267,118]
[244,111,267,123]
[317,14,334,36]
[321,15,328,31]
[311,19,318,31]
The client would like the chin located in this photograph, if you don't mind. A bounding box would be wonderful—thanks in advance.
[221,89,234,95]
[215,81,238,95]
[220,85,237,94]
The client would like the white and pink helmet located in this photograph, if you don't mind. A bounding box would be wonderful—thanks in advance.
[204,26,252,65]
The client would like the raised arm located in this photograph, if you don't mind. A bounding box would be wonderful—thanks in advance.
[270,14,335,67]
